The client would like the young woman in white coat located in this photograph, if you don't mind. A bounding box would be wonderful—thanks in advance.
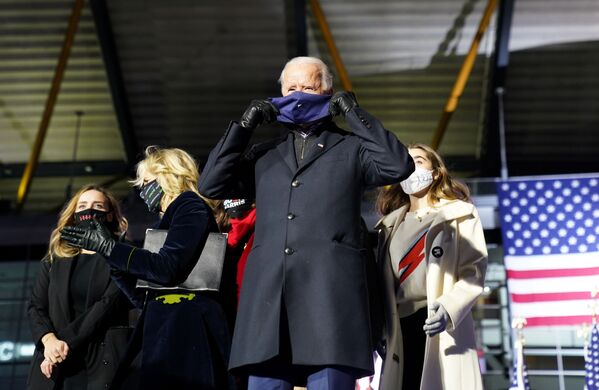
[375,143,487,390]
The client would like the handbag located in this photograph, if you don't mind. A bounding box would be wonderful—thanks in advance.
[135,229,227,291]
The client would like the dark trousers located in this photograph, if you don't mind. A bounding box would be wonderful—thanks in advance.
[248,366,357,390]
[399,307,427,390]
[246,299,359,390]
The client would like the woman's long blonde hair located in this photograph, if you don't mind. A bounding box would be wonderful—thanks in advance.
[131,146,225,227]
[48,185,128,261]
[376,143,470,216]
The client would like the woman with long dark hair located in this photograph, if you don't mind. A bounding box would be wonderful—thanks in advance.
[27,185,131,390]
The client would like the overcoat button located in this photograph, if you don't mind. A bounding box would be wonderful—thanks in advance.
[103,360,109,365]
[287,213,295,220]
[291,180,300,187]
[284,248,294,255]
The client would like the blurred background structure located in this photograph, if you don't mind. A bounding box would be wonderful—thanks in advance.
[1,0,598,388]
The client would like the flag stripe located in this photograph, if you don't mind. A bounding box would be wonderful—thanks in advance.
[506,266,599,279]
[510,291,593,303]
[510,299,593,318]
[505,252,599,271]
[524,315,594,327]
[507,275,599,294]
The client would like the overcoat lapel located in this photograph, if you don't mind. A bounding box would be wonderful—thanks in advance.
[298,129,345,172]
[276,127,346,176]
[275,132,298,173]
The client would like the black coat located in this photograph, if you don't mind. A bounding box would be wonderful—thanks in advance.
[27,254,131,390]
[107,191,235,390]
[199,107,414,375]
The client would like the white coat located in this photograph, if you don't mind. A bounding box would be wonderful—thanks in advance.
[376,199,487,390]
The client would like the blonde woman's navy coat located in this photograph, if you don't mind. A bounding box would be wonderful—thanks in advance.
[199,107,414,375]
[107,192,235,390]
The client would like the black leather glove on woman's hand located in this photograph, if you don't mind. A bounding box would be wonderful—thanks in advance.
[328,91,358,117]
[240,99,279,130]
[61,218,115,257]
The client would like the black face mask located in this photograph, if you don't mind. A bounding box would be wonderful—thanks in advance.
[73,208,117,231]
[139,180,164,213]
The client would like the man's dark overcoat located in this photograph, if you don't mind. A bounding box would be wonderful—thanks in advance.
[198,107,414,375]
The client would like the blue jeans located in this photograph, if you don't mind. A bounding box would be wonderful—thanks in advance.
[248,366,357,390]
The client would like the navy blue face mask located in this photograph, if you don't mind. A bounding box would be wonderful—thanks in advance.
[270,91,332,125]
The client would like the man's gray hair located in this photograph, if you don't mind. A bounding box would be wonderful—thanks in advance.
[278,56,334,92]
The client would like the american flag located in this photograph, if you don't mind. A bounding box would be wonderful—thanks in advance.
[509,353,531,390]
[586,323,599,390]
[496,175,599,327]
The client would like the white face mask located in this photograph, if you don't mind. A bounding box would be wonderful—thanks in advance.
[400,166,434,194]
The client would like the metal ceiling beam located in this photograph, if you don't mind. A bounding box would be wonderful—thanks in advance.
[16,0,85,211]
[309,0,353,91]
[431,0,498,151]
[1,153,479,182]
[1,160,128,178]
[89,0,138,168]
[481,0,515,176]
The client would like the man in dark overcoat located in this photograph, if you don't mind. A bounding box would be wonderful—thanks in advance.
[198,56,414,390]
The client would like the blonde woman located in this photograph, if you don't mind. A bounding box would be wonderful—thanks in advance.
[27,185,130,390]
[375,144,487,390]
[61,146,235,390]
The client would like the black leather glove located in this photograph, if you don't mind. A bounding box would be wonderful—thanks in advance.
[61,217,116,257]
[329,91,358,117]
[240,99,279,129]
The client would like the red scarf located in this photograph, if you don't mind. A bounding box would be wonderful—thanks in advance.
[227,209,256,302]
[227,208,256,249]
